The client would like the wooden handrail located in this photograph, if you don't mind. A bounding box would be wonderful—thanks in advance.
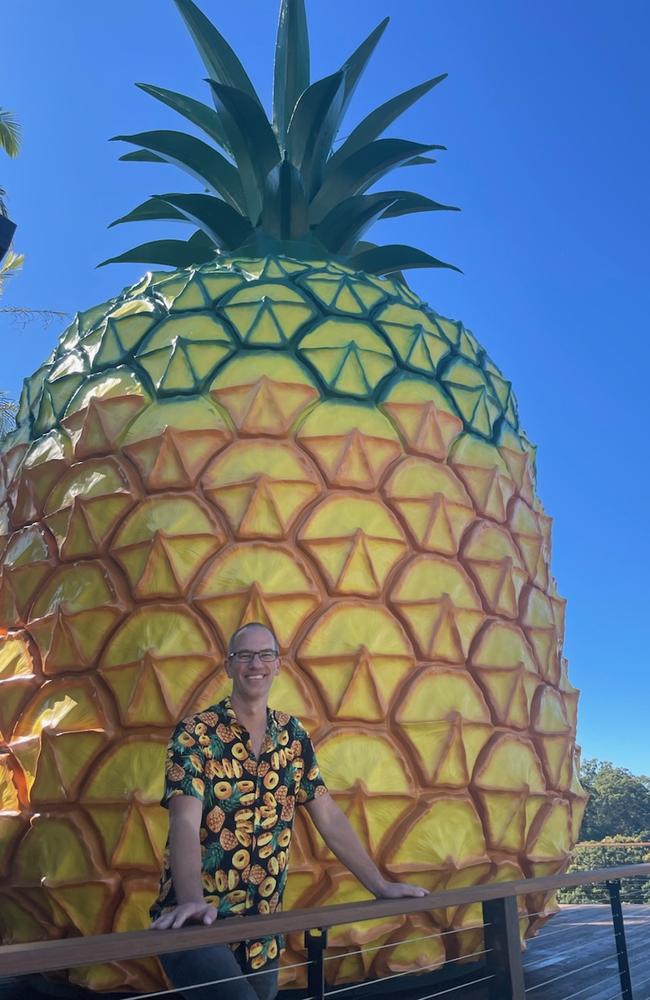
[577,840,650,847]
[1,863,649,977]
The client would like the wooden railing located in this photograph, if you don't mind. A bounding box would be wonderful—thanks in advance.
[2,863,650,999]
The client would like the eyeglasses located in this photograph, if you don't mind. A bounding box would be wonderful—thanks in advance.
[229,649,279,664]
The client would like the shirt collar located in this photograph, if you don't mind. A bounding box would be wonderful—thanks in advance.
[219,696,280,744]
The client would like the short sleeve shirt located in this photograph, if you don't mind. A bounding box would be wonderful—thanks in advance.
[150,697,328,970]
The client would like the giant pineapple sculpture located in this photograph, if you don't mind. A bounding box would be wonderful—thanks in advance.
[0,0,586,990]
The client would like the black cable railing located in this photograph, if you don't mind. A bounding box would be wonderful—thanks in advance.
[1,863,649,1000]
[521,874,650,1000]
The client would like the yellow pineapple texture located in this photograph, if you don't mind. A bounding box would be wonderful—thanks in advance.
[0,255,586,990]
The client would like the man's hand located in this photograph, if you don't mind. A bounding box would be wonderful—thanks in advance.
[373,879,428,899]
[151,902,217,929]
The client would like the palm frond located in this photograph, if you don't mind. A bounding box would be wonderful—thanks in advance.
[0,250,24,294]
[0,110,21,158]
[0,390,17,437]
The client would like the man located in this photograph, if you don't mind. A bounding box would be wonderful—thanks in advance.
[151,622,426,1000]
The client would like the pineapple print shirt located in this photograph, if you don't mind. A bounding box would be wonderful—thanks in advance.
[151,696,328,970]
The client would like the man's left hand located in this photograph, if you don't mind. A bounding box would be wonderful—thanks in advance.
[373,879,428,898]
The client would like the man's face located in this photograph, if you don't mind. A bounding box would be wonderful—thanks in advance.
[225,625,280,700]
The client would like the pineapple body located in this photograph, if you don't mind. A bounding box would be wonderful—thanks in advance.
[0,255,586,990]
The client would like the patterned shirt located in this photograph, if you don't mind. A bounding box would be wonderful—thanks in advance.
[150,696,328,969]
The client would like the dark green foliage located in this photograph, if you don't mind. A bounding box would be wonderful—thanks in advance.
[119,149,165,163]
[326,75,447,173]
[98,230,215,268]
[580,759,650,841]
[206,83,281,221]
[113,130,245,210]
[558,837,650,904]
[349,243,462,276]
[315,194,400,255]
[109,197,187,228]
[154,194,253,250]
[314,191,459,255]
[109,0,460,272]
[273,0,310,146]
[173,0,262,107]
[260,159,310,242]
[380,192,460,218]
[135,83,231,153]
[556,759,650,905]
[336,17,389,118]
[286,72,345,200]
[309,139,438,223]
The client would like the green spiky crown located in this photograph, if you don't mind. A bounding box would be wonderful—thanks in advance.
[102,0,459,276]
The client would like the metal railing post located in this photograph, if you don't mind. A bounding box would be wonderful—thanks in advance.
[483,895,525,1000]
[305,927,328,1000]
[606,879,634,999]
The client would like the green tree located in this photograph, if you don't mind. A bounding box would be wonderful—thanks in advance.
[580,759,650,840]
[558,836,650,904]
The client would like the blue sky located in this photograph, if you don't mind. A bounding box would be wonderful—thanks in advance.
[2,1,649,773]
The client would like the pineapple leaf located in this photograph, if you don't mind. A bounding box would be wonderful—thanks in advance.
[349,242,462,275]
[274,0,310,148]
[315,193,399,255]
[261,158,310,241]
[287,72,345,200]
[98,231,216,268]
[338,18,389,117]
[136,83,231,154]
[155,193,253,249]
[119,149,166,163]
[352,240,377,254]
[109,197,187,228]
[206,82,281,223]
[380,191,461,217]
[315,190,458,254]
[173,0,262,108]
[310,138,437,223]
[328,74,447,173]
[109,2,459,268]
[112,130,246,213]
[404,154,439,166]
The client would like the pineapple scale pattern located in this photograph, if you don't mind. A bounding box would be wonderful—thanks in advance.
[0,255,586,991]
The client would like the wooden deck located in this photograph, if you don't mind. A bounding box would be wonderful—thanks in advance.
[523,903,650,999]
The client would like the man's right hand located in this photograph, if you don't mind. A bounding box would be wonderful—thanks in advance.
[151,902,217,929]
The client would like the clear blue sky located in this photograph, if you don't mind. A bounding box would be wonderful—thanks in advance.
[2,1,649,773]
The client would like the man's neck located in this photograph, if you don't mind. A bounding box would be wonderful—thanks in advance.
[230,691,268,731]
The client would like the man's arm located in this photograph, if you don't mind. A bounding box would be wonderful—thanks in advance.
[305,792,427,898]
[151,796,217,928]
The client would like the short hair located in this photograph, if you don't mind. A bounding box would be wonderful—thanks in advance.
[228,622,279,657]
